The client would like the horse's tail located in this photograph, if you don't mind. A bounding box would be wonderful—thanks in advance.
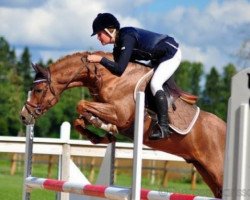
[165,76,198,104]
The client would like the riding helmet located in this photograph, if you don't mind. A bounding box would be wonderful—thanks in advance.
[91,13,120,36]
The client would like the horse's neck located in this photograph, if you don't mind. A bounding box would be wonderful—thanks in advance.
[49,53,87,93]
[48,53,116,98]
[49,52,151,102]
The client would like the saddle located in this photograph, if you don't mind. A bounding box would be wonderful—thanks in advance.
[134,69,200,135]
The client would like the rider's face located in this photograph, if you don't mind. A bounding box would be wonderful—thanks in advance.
[97,30,112,45]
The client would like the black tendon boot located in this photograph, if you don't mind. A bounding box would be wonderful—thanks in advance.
[149,90,172,140]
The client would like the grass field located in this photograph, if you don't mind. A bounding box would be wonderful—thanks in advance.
[0,154,213,200]
[0,174,213,200]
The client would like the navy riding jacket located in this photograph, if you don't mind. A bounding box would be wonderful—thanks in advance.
[100,27,179,76]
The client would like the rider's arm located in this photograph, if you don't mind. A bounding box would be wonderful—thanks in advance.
[100,35,136,76]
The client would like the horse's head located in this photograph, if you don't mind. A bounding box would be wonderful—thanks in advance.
[20,63,59,125]
[19,51,134,125]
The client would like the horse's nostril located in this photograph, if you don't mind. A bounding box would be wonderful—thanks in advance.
[21,115,26,122]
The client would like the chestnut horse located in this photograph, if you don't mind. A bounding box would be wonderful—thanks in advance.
[20,51,226,198]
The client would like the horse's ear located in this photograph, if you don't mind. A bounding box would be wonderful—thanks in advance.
[31,63,38,72]
[32,63,49,79]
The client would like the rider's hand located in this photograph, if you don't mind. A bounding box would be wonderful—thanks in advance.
[87,54,102,63]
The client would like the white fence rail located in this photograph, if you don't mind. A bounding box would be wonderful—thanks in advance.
[0,136,184,161]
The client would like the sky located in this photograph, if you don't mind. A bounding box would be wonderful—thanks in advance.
[1,0,250,72]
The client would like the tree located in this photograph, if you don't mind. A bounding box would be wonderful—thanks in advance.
[175,61,204,95]
[175,61,191,92]
[190,62,203,96]
[0,37,25,136]
[0,37,12,64]
[201,67,224,119]
[0,37,16,78]
[17,47,32,91]
[219,64,237,120]
[6,69,25,136]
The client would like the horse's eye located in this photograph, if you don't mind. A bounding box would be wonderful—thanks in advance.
[34,89,43,93]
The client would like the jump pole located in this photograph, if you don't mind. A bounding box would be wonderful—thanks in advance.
[131,91,145,200]
[222,67,250,200]
[22,124,34,200]
[25,176,220,200]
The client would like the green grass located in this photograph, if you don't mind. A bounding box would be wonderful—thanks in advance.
[0,154,213,199]
[115,172,213,197]
[0,173,57,200]
[0,154,59,200]
[0,173,212,200]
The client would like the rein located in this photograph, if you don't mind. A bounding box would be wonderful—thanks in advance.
[25,56,94,119]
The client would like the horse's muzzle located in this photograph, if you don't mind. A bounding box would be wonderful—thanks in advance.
[20,108,35,125]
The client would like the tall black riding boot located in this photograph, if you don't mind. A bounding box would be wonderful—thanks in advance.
[149,90,172,140]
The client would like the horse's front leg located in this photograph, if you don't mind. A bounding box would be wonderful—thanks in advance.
[76,100,119,134]
[80,111,119,134]
[74,118,116,144]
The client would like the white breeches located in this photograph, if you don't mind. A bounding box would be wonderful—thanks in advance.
[150,48,182,96]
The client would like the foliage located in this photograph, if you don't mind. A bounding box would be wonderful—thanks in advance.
[175,60,204,96]
[199,65,237,120]
[0,36,238,138]
[0,37,25,136]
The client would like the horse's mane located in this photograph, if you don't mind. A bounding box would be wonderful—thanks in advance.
[49,52,89,69]
[54,52,87,64]
[49,51,113,69]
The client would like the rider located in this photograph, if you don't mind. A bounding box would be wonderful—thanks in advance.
[87,13,182,140]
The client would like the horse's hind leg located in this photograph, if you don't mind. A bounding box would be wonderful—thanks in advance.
[193,111,225,198]
[193,161,222,198]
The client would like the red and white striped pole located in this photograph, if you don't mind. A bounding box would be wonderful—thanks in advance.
[25,176,220,200]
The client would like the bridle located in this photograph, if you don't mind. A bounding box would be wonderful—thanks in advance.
[24,56,93,119]
[24,74,59,119]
